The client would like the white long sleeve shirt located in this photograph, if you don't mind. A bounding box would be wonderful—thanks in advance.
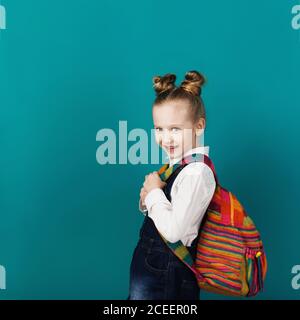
[139,146,216,246]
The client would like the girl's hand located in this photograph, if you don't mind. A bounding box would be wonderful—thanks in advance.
[143,171,167,194]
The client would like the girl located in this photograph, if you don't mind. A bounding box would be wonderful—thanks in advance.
[127,71,216,300]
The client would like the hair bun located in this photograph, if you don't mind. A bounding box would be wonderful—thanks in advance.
[180,70,206,96]
[152,73,176,96]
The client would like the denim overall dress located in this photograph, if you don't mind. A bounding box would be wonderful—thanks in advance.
[127,164,201,300]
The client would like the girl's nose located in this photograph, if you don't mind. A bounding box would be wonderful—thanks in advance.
[162,130,173,145]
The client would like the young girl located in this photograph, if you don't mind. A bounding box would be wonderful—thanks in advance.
[127,71,216,300]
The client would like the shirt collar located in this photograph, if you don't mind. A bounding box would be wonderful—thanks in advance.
[168,145,210,167]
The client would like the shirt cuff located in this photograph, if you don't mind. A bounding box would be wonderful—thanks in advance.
[139,198,148,215]
[144,188,168,212]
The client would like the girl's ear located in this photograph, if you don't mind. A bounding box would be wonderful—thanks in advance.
[195,118,205,135]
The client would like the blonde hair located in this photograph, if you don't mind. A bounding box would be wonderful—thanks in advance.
[152,70,206,123]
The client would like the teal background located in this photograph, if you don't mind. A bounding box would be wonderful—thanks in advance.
[0,0,300,299]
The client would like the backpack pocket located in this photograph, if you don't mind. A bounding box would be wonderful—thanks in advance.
[244,248,267,297]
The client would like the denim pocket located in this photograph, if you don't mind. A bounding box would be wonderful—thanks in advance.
[144,248,170,274]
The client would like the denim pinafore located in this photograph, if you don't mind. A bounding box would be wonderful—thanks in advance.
[127,164,200,300]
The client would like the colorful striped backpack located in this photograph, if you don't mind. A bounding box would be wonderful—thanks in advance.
[156,153,267,297]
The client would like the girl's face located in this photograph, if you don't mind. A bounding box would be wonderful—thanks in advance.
[152,100,204,160]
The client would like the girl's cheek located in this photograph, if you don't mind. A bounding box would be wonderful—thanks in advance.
[173,134,183,145]
[154,133,162,145]
[182,130,194,146]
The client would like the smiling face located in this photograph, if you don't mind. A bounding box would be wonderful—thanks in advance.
[153,100,205,160]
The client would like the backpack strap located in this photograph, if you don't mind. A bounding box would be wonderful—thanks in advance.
[155,152,218,277]
[158,152,219,186]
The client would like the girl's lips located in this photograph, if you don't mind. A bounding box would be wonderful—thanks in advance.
[166,146,178,152]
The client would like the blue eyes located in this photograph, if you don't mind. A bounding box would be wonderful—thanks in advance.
[155,127,180,132]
